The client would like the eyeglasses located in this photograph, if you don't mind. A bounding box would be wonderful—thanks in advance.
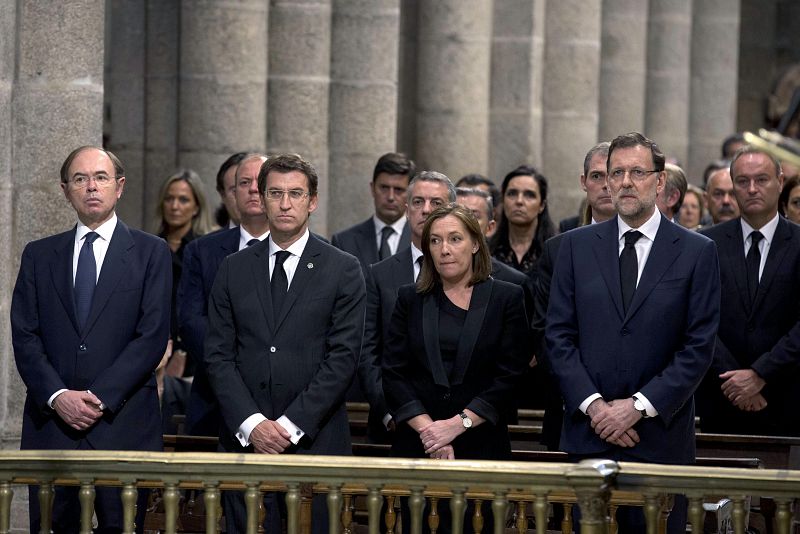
[265,189,311,202]
[68,174,117,188]
[608,168,659,181]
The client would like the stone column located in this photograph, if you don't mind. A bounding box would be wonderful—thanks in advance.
[645,0,692,165]
[542,0,602,224]
[688,0,741,180]
[267,0,332,236]
[179,1,269,200]
[396,0,419,157]
[328,0,400,233]
[736,0,777,132]
[106,1,147,228]
[415,0,493,180]
[489,0,545,182]
[598,0,649,142]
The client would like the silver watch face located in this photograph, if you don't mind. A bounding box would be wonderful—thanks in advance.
[633,398,645,412]
[461,414,473,428]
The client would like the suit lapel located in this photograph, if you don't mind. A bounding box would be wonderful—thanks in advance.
[274,235,324,332]
[250,240,276,333]
[753,217,791,314]
[449,279,491,386]
[51,228,80,333]
[391,247,415,286]
[356,219,379,266]
[625,216,681,322]
[422,290,449,387]
[591,219,625,320]
[83,222,134,335]
[722,221,751,315]
[221,227,239,256]
[398,221,411,251]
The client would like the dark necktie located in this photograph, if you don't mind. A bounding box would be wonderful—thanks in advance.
[379,226,394,261]
[746,231,763,305]
[75,232,100,330]
[415,256,423,282]
[271,251,291,317]
[246,238,259,247]
[619,230,642,315]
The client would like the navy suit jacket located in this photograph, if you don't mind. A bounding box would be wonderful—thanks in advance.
[331,217,411,277]
[176,226,240,435]
[699,217,800,435]
[12,221,171,451]
[546,215,720,464]
[204,234,366,454]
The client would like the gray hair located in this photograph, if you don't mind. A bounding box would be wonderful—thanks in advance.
[407,170,456,204]
[583,142,610,177]
[456,187,494,221]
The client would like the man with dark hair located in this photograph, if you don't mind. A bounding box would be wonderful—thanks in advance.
[705,166,740,224]
[456,173,502,225]
[331,152,415,275]
[12,146,171,532]
[722,133,746,159]
[699,147,800,436]
[656,163,688,223]
[205,153,365,533]
[547,132,720,533]
[214,152,247,228]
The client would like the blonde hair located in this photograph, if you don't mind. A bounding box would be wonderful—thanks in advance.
[154,169,215,237]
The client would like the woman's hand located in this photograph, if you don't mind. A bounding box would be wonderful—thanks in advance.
[419,416,464,454]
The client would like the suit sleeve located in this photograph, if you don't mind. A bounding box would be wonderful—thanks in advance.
[357,265,389,418]
[176,239,207,370]
[11,244,69,409]
[282,255,366,439]
[89,239,172,412]
[750,318,800,382]
[639,239,721,425]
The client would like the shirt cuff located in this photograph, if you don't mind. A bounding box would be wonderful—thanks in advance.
[579,393,603,415]
[48,389,68,409]
[633,392,658,417]
[277,415,304,445]
[236,413,267,447]
[382,412,393,430]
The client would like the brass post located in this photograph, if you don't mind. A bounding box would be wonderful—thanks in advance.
[120,481,137,534]
[162,482,179,534]
[78,480,95,534]
[0,481,11,534]
[409,487,424,534]
[428,497,439,534]
[533,493,548,534]
[203,482,221,534]
[367,486,381,534]
[38,481,54,534]
[491,491,508,534]
[328,484,343,534]
[471,499,483,534]
[286,483,301,534]
[245,483,260,534]
[449,488,466,534]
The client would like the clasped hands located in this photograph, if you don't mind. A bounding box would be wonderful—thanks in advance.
[419,417,464,460]
[54,390,104,431]
[720,369,767,412]
[250,419,292,454]
[587,398,641,448]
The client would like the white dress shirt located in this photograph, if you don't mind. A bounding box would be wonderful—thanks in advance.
[740,213,779,281]
[373,215,407,257]
[238,226,269,251]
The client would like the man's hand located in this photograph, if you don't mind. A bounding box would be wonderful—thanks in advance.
[734,392,768,412]
[590,398,641,444]
[419,417,464,454]
[430,444,455,460]
[720,369,765,405]
[250,419,292,454]
[53,390,103,431]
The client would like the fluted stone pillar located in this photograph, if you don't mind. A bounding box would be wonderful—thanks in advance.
[737,0,777,132]
[489,0,545,182]
[106,1,147,228]
[645,0,692,165]
[688,0,741,180]
[598,0,648,142]
[396,0,419,157]
[542,0,602,223]
[415,1,493,181]
[328,0,400,233]
[179,1,268,199]
[268,0,332,235]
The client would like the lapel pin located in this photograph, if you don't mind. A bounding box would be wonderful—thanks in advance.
[307,262,314,269]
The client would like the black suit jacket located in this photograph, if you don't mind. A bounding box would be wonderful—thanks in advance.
[382,279,529,459]
[331,217,411,276]
[176,226,240,435]
[204,234,366,454]
[12,221,171,451]
[699,217,800,435]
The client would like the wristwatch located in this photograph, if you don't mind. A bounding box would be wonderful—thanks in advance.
[459,411,473,429]
[632,396,650,418]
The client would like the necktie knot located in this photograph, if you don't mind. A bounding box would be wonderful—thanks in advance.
[274,250,291,268]
[84,232,100,245]
[246,238,259,247]
[750,231,763,247]
[624,230,642,247]
[381,226,394,239]
[379,226,395,260]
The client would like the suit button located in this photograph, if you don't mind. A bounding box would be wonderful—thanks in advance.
[443,392,450,400]
[270,346,276,353]
[79,344,87,352]
[621,328,630,336]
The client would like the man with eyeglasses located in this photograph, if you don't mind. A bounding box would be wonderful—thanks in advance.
[359,171,456,444]
[546,132,720,533]
[205,153,365,533]
[11,146,172,532]
[698,147,800,437]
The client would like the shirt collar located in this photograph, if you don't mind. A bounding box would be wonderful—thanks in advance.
[617,208,661,243]
[240,226,269,243]
[740,212,779,244]
[373,214,407,236]
[269,228,310,258]
[411,242,423,263]
[76,213,117,243]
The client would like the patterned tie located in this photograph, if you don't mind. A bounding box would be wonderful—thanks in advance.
[271,251,291,317]
[746,231,763,305]
[246,238,259,247]
[619,230,642,315]
[75,232,100,330]
[379,226,394,260]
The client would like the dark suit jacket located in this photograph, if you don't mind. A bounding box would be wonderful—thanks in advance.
[558,215,580,234]
[382,279,529,459]
[331,217,410,276]
[176,226,240,435]
[204,234,366,454]
[12,221,171,451]
[546,215,720,464]
[699,217,800,435]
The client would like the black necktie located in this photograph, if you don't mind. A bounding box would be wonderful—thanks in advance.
[271,251,291,317]
[379,226,394,260]
[620,230,642,315]
[75,232,100,330]
[246,238,259,247]
[746,231,763,305]
[415,256,423,282]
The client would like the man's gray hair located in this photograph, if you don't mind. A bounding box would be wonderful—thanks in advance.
[407,170,456,203]
[456,187,494,221]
